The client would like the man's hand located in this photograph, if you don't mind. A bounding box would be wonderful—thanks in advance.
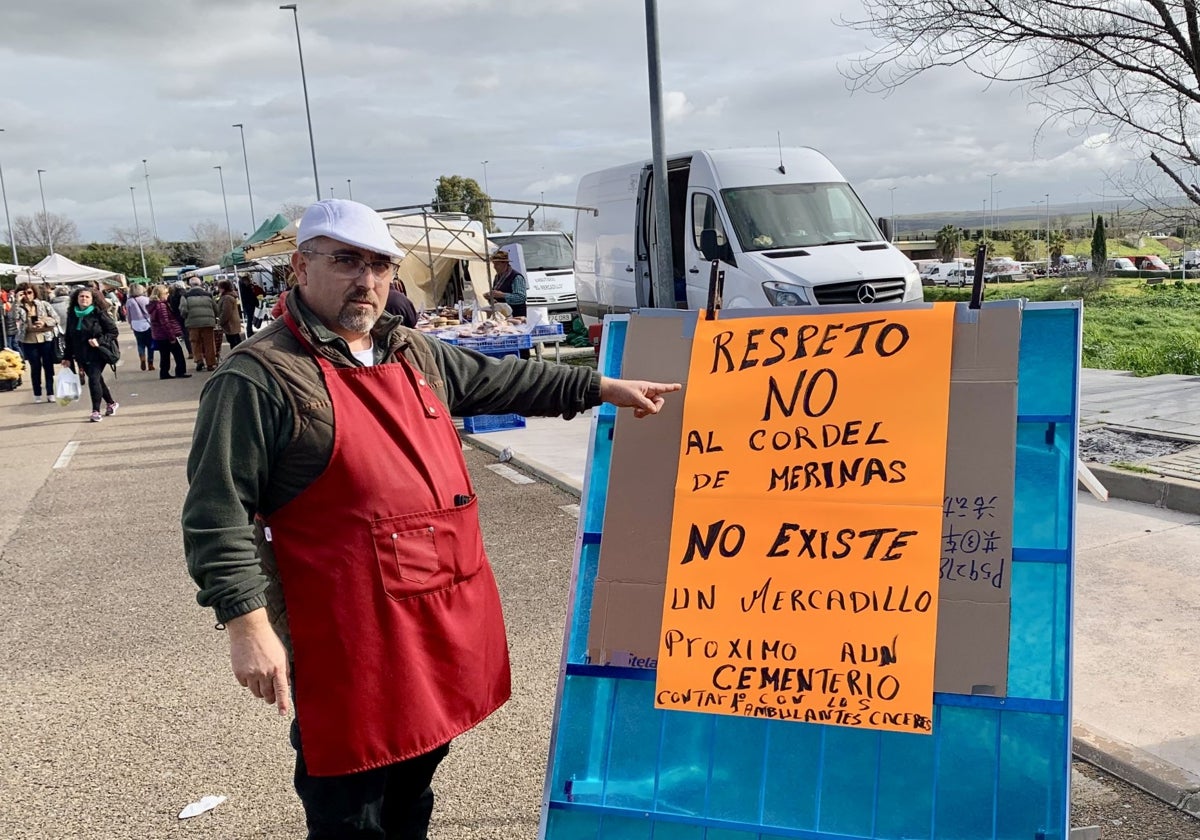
[599,376,682,418]
[226,609,291,716]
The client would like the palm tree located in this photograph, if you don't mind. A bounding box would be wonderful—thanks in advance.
[1049,230,1069,267]
[935,225,961,261]
[1010,230,1034,262]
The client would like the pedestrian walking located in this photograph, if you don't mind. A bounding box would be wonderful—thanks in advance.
[123,283,155,371]
[148,285,190,379]
[12,283,60,403]
[61,287,119,422]
[181,198,680,840]
[217,279,245,350]
[179,278,219,371]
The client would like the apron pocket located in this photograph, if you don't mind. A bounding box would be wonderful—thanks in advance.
[393,526,438,584]
[372,502,482,601]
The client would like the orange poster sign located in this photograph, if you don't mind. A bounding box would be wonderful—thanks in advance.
[656,305,957,733]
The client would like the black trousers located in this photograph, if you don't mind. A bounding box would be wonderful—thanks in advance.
[154,338,187,378]
[82,361,113,412]
[291,720,450,840]
[20,340,56,397]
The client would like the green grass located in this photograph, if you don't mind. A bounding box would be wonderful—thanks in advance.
[923,277,1200,376]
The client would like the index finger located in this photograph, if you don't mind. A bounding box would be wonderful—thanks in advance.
[274,671,291,716]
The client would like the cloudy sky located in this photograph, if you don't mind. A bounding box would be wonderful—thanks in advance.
[0,0,1146,244]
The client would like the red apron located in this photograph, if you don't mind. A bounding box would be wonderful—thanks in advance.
[266,313,511,776]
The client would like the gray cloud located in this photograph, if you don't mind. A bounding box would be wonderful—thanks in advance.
[0,0,1145,243]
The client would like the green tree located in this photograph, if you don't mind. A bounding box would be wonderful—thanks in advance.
[934,224,961,261]
[1010,230,1034,262]
[75,243,169,282]
[1048,230,1069,267]
[433,175,495,232]
[1091,215,1107,274]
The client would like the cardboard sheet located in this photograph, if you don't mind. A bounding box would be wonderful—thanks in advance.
[586,303,1020,698]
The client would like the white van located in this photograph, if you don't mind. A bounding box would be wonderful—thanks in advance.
[488,230,577,321]
[573,147,922,323]
[921,262,972,285]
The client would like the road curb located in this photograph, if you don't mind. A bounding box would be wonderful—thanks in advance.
[1082,462,1200,516]
[462,434,584,499]
[1073,722,1200,818]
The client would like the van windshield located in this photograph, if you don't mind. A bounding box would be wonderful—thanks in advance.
[721,182,882,252]
[490,234,573,271]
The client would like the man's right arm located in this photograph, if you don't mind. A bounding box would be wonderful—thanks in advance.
[182,358,290,623]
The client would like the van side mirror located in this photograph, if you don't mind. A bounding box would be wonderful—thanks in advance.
[700,228,720,261]
[877,216,892,242]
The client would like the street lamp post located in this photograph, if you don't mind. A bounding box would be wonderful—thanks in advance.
[644,0,675,309]
[215,165,234,256]
[233,123,256,232]
[346,179,353,200]
[0,129,17,266]
[888,186,897,241]
[987,172,997,238]
[130,186,147,279]
[142,159,159,241]
[36,169,53,254]
[480,160,489,195]
[280,3,321,200]
[993,191,1003,237]
[1045,192,1051,271]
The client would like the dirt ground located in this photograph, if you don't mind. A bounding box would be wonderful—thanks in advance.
[1079,426,1195,464]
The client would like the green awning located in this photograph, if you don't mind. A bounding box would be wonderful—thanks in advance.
[221,214,291,267]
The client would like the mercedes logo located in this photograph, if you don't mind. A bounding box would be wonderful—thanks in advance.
[856,283,878,304]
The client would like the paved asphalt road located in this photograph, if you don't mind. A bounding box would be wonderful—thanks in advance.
[0,377,578,838]
[1,370,1198,838]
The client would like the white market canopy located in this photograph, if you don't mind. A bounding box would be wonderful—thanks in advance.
[0,263,41,282]
[242,212,493,309]
[30,253,126,289]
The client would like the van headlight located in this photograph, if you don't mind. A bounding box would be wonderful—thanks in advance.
[762,281,811,306]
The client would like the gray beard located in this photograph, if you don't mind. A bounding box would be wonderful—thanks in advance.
[338,305,378,335]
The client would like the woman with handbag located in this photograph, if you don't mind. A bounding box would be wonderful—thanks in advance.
[12,283,60,404]
[123,283,155,371]
[61,287,120,422]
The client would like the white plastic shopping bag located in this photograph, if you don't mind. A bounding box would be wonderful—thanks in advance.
[54,367,81,406]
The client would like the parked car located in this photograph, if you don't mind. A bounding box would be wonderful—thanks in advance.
[1106,258,1136,272]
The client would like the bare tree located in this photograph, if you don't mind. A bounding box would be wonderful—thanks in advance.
[189,220,229,266]
[533,217,565,232]
[842,2,1200,211]
[110,225,151,249]
[14,212,79,249]
[277,202,309,222]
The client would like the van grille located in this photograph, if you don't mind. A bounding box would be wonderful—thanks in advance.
[812,278,907,305]
[527,293,577,305]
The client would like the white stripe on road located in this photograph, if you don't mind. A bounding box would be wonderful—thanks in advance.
[53,441,80,470]
[486,463,535,485]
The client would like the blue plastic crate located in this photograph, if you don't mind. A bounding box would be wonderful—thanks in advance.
[532,323,566,337]
[456,333,532,353]
[462,413,527,433]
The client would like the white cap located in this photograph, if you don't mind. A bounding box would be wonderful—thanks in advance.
[297,199,405,259]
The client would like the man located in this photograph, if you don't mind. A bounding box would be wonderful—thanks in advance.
[484,249,526,318]
[384,276,418,327]
[181,199,679,840]
[216,279,245,349]
[179,277,219,371]
[238,273,259,337]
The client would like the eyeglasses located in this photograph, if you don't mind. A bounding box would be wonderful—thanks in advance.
[301,250,399,280]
